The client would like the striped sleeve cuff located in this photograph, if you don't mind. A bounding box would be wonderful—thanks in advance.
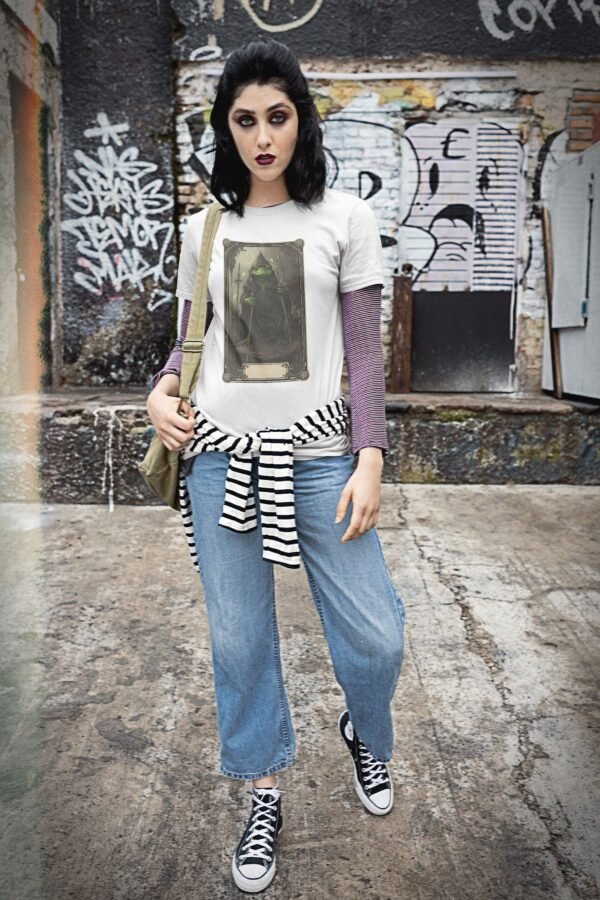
[341,284,389,457]
[148,298,192,391]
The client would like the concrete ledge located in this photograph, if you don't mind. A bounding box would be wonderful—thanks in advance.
[384,391,599,486]
[383,390,595,415]
[0,389,598,504]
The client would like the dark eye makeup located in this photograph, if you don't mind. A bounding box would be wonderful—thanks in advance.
[235,111,288,127]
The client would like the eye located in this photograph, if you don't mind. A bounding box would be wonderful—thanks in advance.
[234,111,288,128]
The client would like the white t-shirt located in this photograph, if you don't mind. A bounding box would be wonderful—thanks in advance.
[175,187,384,459]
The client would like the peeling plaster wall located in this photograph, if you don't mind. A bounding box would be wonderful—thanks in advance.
[175,58,599,394]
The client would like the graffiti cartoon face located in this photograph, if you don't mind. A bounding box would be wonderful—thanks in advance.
[399,120,522,292]
[399,123,477,289]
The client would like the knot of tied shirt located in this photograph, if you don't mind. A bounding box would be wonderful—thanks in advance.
[179,396,349,569]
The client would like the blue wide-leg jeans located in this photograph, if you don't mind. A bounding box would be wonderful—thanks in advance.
[185,450,406,780]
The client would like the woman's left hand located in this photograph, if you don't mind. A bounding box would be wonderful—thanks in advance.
[335,448,384,542]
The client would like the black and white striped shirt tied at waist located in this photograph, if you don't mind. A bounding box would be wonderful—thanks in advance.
[178,395,349,570]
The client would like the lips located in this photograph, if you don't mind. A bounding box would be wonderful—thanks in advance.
[256,154,275,164]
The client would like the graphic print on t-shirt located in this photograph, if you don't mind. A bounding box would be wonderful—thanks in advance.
[222,238,309,382]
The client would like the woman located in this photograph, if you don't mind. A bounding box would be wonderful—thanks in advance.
[147,37,406,894]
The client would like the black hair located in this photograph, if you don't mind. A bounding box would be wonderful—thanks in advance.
[209,38,327,216]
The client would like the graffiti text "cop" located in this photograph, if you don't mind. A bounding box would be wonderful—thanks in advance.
[479,0,600,41]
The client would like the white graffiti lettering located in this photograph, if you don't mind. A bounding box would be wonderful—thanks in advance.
[479,0,600,40]
[190,43,223,61]
[62,113,174,312]
[239,0,323,32]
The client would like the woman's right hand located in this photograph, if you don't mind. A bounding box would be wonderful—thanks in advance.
[147,383,195,451]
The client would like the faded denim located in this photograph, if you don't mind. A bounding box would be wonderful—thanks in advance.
[185,450,406,780]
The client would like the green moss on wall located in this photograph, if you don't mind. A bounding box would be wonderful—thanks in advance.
[436,409,483,422]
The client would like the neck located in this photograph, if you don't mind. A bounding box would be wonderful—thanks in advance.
[246,175,290,208]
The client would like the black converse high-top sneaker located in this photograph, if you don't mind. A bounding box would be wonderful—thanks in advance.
[338,710,394,815]
[232,786,283,893]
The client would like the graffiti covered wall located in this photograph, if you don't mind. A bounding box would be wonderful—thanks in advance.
[54,0,600,390]
[62,113,175,315]
[172,0,600,61]
[59,0,176,386]
[174,61,598,392]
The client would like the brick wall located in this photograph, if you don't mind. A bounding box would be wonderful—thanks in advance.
[567,89,600,153]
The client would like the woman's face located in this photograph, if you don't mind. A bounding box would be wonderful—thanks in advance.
[227,81,299,188]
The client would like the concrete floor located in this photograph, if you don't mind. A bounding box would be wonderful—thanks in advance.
[1,485,599,900]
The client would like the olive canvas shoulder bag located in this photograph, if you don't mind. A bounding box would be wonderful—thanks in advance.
[137,200,223,509]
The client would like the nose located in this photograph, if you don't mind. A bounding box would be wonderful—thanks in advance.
[256,120,272,150]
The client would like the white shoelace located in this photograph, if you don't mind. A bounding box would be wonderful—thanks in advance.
[239,791,281,864]
[358,743,389,790]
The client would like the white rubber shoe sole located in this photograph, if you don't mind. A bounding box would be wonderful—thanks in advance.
[231,821,283,893]
[352,766,394,815]
[338,710,394,816]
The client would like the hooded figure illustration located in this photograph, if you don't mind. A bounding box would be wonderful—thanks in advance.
[237,251,291,356]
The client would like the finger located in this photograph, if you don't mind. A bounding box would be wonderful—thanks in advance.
[161,433,189,450]
[364,513,377,533]
[162,422,187,438]
[180,405,195,425]
[335,488,352,524]
[167,413,195,432]
[358,508,374,532]
[361,508,379,534]
[341,522,358,542]
[181,404,196,426]
[162,424,192,445]
[158,434,176,450]
[341,507,364,542]
[345,502,378,540]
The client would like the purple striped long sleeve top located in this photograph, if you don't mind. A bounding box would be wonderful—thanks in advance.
[150,283,389,457]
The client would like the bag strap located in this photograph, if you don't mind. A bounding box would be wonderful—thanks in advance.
[180,200,223,400]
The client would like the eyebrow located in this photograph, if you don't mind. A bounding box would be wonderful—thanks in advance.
[231,102,292,115]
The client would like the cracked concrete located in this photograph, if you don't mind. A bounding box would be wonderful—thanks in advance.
[0,485,598,899]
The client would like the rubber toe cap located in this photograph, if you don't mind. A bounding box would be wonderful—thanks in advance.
[372,788,391,809]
